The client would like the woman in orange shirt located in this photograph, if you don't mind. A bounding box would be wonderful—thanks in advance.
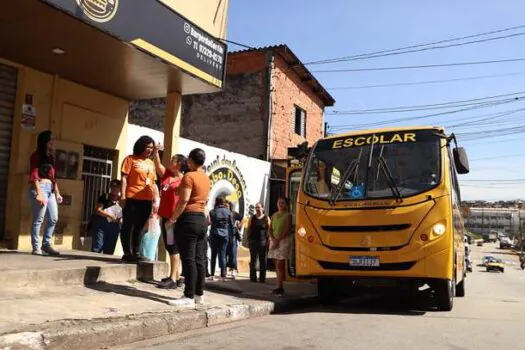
[120,136,159,263]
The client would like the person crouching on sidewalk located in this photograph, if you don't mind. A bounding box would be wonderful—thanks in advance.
[153,145,187,289]
[90,179,122,254]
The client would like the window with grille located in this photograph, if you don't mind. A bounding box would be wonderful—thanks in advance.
[293,105,306,137]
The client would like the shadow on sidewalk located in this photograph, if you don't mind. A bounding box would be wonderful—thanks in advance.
[51,253,124,264]
[85,281,172,304]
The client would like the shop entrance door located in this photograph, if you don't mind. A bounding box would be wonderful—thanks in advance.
[0,64,17,241]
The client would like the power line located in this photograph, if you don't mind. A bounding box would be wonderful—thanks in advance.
[307,31,525,65]
[329,92,525,115]
[463,179,525,181]
[305,23,525,65]
[463,137,525,145]
[327,71,525,91]
[219,38,254,50]
[330,107,525,130]
[312,58,525,73]
[445,108,525,128]
[470,154,525,161]
[328,98,525,130]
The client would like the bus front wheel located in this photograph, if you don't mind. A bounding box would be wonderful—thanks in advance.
[434,279,454,311]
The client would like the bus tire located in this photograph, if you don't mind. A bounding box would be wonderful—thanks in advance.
[435,279,454,311]
[456,278,465,297]
[317,278,340,304]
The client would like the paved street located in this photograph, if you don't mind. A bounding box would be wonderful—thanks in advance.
[119,243,525,350]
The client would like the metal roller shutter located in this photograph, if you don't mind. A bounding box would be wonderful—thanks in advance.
[0,63,17,240]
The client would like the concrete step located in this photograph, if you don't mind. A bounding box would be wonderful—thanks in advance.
[0,250,168,289]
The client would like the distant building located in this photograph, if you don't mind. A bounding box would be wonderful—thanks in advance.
[465,207,525,237]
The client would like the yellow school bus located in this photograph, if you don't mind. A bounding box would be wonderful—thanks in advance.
[287,126,469,311]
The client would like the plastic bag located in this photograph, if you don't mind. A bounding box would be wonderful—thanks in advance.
[140,216,162,261]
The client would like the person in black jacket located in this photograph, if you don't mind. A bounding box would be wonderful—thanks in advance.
[226,200,243,280]
[246,203,271,283]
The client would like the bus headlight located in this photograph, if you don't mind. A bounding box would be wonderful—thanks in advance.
[432,223,446,236]
[297,227,307,237]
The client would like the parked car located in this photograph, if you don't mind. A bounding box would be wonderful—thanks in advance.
[477,241,483,247]
[499,237,512,249]
[486,258,505,273]
[481,256,496,267]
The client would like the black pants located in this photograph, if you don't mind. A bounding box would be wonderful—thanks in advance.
[175,213,208,299]
[161,218,179,255]
[121,198,152,257]
[249,241,267,282]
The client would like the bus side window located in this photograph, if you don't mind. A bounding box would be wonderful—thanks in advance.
[448,148,461,203]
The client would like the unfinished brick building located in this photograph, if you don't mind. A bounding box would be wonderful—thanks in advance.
[181,44,335,160]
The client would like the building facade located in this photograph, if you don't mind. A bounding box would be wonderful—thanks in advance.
[464,207,525,237]
[0,0,229,250]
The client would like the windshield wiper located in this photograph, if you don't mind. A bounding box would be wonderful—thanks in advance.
[377,155,403,202]
[328,158,359,206]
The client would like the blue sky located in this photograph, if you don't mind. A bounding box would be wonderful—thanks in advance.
[227,0,525,201]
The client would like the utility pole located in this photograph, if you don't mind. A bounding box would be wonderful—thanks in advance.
[518,209,523,255]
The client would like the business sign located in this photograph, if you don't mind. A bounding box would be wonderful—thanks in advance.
[42,0,226,88]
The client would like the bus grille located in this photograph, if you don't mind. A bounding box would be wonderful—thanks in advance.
[318,260,416,271]
[321,224,411,232]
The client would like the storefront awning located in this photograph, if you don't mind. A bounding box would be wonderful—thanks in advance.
[0,0,227,100]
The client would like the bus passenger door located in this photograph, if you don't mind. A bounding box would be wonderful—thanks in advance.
[286,167,302,280]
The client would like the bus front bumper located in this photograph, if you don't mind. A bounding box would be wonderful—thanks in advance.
[295,240,452,280]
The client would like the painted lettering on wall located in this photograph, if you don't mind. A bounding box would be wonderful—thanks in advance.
[206,155,250,218]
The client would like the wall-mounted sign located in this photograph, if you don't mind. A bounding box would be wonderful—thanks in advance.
[21,94,36,130]
[42,0,227,89]
[55,149,68,179]
[67,151,80,179]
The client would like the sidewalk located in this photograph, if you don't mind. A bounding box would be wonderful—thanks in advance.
[0,250,317,349]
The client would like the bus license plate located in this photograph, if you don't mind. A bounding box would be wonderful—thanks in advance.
[349,256,380,267]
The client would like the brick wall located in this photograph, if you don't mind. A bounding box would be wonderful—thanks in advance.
[129,98,165,132]
[182,71,267,158]
[270,55,325,159]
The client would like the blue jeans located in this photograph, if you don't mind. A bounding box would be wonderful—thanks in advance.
[226,238,238,270]
[210,234,228,277]
[29,183,58,250]
[91,215,121,254]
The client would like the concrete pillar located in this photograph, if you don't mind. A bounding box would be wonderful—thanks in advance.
[162,92,182,165]
[158,92,182,262]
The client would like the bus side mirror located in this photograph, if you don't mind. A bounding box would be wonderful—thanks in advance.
[453,147,469,174]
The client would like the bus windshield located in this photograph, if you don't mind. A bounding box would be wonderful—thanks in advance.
[304,129,442,201]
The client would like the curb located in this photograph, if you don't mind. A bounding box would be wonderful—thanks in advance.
[0,296,318,350]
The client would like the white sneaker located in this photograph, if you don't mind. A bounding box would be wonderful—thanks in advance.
[231,270,237,280]
[168,296,195,307]
[195,295,205,306]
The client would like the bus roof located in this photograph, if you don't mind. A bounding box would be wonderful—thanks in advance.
[324,126,446,140]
